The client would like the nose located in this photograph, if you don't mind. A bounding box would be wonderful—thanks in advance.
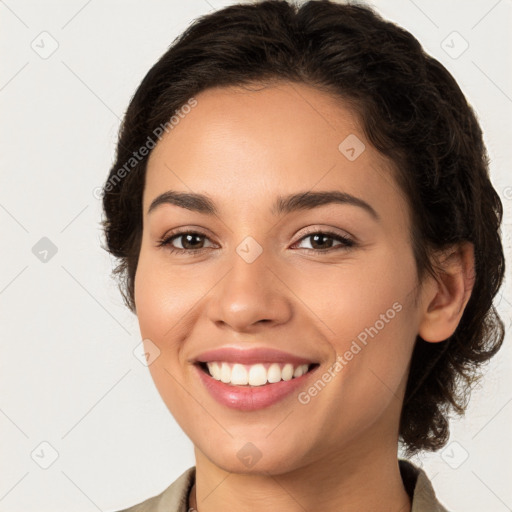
[206,246,293,333]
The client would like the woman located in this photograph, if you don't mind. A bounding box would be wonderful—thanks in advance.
[101,1,505,510]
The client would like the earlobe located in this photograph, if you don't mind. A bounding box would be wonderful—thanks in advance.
[418,241,475,343]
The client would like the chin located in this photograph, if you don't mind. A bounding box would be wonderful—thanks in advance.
[197,437,311,476]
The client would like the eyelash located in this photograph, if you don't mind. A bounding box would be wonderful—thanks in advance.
[156,228,356,256]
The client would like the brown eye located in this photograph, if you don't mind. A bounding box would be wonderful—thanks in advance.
[174,233,206,250]
[294,231,355,252]
[157,231,214,254]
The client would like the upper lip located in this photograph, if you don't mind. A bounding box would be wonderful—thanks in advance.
[193,347,317,366]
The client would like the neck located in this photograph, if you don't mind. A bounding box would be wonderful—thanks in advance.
[189,440,411,512]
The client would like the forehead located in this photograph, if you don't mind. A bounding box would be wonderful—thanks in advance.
[143,82,408,228]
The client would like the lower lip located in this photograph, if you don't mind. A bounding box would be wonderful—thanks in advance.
[195,364,318,411]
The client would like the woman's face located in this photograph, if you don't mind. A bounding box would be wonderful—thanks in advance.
[134,82,425,474]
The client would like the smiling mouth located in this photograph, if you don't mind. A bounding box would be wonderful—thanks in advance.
[197,361,320,387]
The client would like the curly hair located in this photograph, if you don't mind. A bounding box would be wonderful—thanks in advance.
[100,0,505,455]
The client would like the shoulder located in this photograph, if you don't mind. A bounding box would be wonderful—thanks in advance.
[112,466,196,512]
[399,459,451,512]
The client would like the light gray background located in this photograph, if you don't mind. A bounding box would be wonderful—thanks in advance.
[1,0,511,511]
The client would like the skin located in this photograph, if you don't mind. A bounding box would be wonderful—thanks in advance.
[133,81,475,512]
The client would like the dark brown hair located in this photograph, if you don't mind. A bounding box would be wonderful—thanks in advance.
[100,0,505,455]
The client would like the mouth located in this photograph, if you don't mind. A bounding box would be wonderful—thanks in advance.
[191,346,321,410]
[196,361,320,387]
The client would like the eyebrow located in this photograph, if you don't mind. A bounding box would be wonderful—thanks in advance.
[147,190,380,221]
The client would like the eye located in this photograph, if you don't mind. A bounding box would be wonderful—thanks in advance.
[292,230,355,252]
[156,228,356,256]
[156,230,214,254]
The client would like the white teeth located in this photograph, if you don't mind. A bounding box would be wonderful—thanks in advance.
[293,365,305,378]
[282,363,294,381]
[220,362,231,383]
[267,363,282,383]
[231,364,248,385]
[205,362,311,386]
[208,362,221,380]
[248,364,267,386]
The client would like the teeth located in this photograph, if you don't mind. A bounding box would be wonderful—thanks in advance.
[293,365,305,378]
[231,364,248,385]
[205,362,311,386]
[267,363,281,383]
[248,364,267,386]
[282,363,294,381]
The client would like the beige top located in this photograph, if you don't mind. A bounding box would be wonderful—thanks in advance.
[114,459,449,512]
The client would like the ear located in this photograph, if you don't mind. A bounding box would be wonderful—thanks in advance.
[418,241,476,343]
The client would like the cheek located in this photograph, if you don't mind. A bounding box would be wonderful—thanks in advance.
[134,248,203,345]
[134,253,208,430]
[291,242,418,342]
[291,244,418,395]
[289,272,417,447]
[133,252,199,411]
